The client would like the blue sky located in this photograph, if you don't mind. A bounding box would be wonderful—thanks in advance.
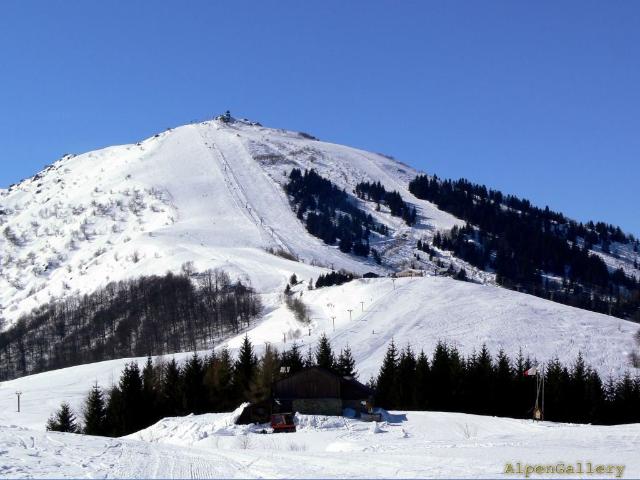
[1,1,639,235]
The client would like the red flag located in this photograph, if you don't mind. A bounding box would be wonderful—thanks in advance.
[524,366,539,376]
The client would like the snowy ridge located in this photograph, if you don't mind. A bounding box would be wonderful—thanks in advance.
[0,118,470,327]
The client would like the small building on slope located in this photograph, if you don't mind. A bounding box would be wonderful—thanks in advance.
[272,367,373,416]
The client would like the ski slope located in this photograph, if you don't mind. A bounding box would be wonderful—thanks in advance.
[0,117,468,328]
[2,409,639,478]
[1,275,638,434]
[255,276,640,381]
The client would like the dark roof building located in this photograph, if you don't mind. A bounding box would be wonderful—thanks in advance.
[272,367,373,416]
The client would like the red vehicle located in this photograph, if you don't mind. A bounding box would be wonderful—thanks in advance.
[270,413,296,433]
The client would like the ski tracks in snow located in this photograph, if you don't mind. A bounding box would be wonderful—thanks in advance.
[197,125,293,256]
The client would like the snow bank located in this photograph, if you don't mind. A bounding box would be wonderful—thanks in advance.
[4,409,640,478]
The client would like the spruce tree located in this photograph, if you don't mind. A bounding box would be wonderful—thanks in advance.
[304,347,315,368]
[315,333,335,371]
[414,350,430,409]
[281,343,304,374]
[141,356,159,426]
[234,335,258,400]
[493,349,513,417]
[182,352,206,414]
[204,347,235,411]
[397,345,417,409]
[119,362,144,434]
[249,344,280,403]
[161,358,183,416]
[568,352,588,422]
[83,384,107,435]
[469,344,494,414]
[46,402,79,433]
[376,340,399,409]
[105,385,124,436]
[429,342,451,411]
[512,348,533,418]
[336,345,357,378]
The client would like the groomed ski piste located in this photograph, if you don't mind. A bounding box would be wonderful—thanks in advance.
[2,275,639,432]
[2,403,639,478]
[2,117,640,478]
[4,116,638,328]
[1,275,639,477]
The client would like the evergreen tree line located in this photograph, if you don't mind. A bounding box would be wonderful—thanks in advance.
[285,168,388,258]
[354,181,417,225]
[314,271,355,288]
[47,334,356,436]
[409,174,640,320]
[48,335,640,437]
[0,269,262,381]
[374,340,640,425]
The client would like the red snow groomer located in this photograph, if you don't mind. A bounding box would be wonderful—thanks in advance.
[270,413,296,433]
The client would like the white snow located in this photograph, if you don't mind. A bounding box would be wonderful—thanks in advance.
[0,118,468,327]
[2,116,639,478]
[1,276,638,434]
[2,410,639,478]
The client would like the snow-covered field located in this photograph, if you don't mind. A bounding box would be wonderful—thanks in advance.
[2,407,639,478]
[1,276,638,435]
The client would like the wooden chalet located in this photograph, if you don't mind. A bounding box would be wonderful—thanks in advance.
[272,366,373,416]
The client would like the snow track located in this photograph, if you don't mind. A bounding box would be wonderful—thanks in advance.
[4,410,639,478]
[199,125,292,255]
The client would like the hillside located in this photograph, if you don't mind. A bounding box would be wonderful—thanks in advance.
[2,409,639,478]
[0,117,469,329]
[2,276,638,433]
[1,115,639,385]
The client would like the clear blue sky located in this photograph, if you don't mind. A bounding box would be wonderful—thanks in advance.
[1,1,639,236]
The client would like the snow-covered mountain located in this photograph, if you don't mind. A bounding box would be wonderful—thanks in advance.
[1,115,638,381]
[0,117,473,328]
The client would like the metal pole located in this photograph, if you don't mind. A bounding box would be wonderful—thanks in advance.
[347,309,353,321]
[360,301,364,312]
[16,391,22,413]
[331,316,336,331]
[541,366,545,420]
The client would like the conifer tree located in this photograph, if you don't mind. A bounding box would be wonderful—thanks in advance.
[336,345,357,378]
[119,362,144,434]
[46,402,79,433]
[281,343,304,374]
[376,339,400,408]
[304,347,315,368]
[469,344,494,414]
[141,356,159,425]
[83,384,107,435]
[161,358,183,416]
[204,347,235,411]
[315,333,335,371]
[105,385,124,436]
[397,345,417,409]
[182,352,206,414]
[414,350,430,409]
[234,335,258,399]
[249,344,280,403]
[494,349,513,416]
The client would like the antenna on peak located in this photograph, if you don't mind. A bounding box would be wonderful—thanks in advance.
[216,110,232,123]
